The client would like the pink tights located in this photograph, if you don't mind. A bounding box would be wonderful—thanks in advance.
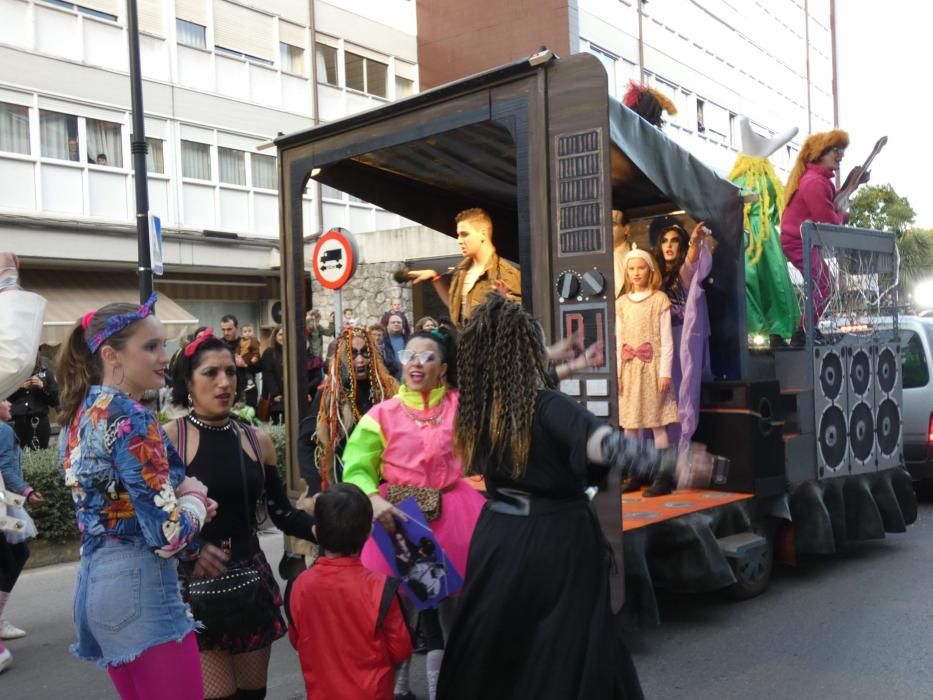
[107,632,203,700]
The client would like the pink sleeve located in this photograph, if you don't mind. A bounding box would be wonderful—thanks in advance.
[799,176,845,225]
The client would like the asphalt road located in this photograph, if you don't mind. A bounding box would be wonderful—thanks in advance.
[3,493,933,699]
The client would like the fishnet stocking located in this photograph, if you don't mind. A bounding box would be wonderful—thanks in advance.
[200,647,271,699]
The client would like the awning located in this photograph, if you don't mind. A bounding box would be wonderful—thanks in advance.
[19,271,199,346]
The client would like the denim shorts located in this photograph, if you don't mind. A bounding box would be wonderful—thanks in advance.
[72,538,196,667]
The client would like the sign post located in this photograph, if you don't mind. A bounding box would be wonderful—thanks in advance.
[310,227,359,326]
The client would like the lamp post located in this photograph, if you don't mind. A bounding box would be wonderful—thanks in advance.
[126,0,153,304]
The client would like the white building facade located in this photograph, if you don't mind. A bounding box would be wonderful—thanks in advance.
[0,0,420,340]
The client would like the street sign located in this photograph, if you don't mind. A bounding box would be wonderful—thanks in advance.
[311,227,358,290]
[148,213,163,276]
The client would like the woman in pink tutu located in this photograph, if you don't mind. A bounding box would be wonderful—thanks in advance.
[342,328,483,700]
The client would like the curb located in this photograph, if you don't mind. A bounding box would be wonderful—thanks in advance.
[23,538,81,570]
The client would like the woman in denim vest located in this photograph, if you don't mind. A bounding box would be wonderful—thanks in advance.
[57,295,215,699]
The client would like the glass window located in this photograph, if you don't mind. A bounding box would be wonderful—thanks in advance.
[902,331,929,388]
[42,0,117,21]
[176,18,207,49]
[321,184,345,200]
[366,59,387,98]
[697,98,706,133]
[395,76,413,99]
[181,140,211,180]
[344,51,365,92]
[251,153,276,190]
[218,147,246,186]
[0,102,30,155]
[280,42,303,74]
[86,118,122,167]
[145,137,164,174]
[316,44,338,85]
[587,44,617,97]
[39,110,78,161]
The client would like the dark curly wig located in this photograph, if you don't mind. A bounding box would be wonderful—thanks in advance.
[454,294,553,478]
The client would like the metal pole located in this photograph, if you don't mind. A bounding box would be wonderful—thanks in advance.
[636,0,645,82]
[126,0,153,303]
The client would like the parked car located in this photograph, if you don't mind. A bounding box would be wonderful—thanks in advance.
[883,316,933,480]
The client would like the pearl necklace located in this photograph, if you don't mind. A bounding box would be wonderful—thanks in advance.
[399,399,445,429]
[187,413,232,432]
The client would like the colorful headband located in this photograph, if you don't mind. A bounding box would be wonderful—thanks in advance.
[183,327,215,357]
[85,292,158,353]
[624,245,656,271]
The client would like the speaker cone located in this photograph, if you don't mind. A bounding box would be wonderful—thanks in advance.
[848,401,874,463]
[849,349,870,397]
[877,347,897,394]
[819,351,844,400]
[818,405,847,470]
[876,398,901,456]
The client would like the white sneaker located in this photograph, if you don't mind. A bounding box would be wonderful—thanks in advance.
[0,620,25,640]
[0,646,11,673]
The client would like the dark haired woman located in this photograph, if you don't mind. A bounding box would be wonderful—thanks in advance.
[164,328,315,699]
[260,326,285,425]
[438,295,651,699]
[650,217,712,455]
[342,329,482,700]
[7,354,58,450]
[57,295,213,699]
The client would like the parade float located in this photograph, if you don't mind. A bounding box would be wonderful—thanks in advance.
[274,51,916,623]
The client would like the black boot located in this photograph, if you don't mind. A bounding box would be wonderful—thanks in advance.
[622,475,646,493]
[644,447,677,497]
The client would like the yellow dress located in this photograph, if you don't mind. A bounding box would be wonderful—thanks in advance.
[616,290,679,429]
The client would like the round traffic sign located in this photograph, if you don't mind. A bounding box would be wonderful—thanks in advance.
[311,228,358,290]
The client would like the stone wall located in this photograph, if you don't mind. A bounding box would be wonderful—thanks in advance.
[309,261,413,327]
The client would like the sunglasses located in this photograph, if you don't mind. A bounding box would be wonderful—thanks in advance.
[351,348,370,359]
[399,350,437,365]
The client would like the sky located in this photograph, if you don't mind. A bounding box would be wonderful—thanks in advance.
[836,2,933,229]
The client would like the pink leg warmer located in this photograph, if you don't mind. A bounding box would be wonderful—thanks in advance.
[107,632,203,700]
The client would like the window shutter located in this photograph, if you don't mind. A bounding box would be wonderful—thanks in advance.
[279,21,305,49]
[137,0,163,34]
[213,0,274,61]
[175,0,208,26]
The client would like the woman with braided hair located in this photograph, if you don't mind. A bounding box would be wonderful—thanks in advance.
[437,294,647,700]
[282,327,399,577]
[342,328,483,700]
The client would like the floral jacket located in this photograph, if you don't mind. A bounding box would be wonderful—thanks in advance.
[60,385,200,558]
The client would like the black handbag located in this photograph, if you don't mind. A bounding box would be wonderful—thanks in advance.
[183,421,264,637]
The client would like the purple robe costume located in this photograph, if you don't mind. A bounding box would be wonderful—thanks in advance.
[665,244,712,450]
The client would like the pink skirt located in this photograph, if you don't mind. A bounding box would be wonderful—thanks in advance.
[361,479,486,580]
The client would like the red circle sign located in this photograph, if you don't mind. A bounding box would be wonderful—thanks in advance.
[311,228,357,290]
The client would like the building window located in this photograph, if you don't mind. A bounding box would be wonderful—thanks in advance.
[145,137,164,174]
[39,110,79,161]
[215,45,274,66]
[86,118,122,167]
[321,184,345,200]
[41,0,117,22]
[251,153,276,190]
[181,140,211,180]
[395,76,413,99]
[316,44,338,85]
[280,42,303,74]
[587,44,617,97]
[176,18,207,49]
[218,147,246,186]
[0,102,30,155]
[696,98,706,133]
[728,113,737,146]
[344,51,388,97]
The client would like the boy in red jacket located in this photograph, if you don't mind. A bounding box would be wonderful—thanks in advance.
[286,483,412,700]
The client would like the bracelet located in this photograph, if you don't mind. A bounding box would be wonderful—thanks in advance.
[178,494,208,525]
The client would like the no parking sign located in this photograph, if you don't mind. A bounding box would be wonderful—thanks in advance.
[311,227,359,290]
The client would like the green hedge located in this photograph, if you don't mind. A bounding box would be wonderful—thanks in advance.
[20,447,79,543]
[19,422,290,544]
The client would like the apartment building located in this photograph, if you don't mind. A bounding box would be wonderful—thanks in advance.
[418,0,837,176]
[0,0,418,342]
